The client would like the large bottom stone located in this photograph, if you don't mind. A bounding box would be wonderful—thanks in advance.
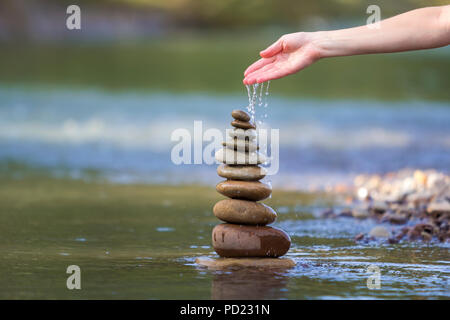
[212,224,291,258]
[196,257,295,269]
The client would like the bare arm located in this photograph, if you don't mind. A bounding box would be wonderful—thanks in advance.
[243,6,450,85]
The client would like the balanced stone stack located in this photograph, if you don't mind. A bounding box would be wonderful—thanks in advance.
[211,109,291,259]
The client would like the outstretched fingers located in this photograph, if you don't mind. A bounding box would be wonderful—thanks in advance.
[244,57,275,77]
[252,68,291,83]
[243,64,279,85]
[259,38,284,58]
[256,54,315,83]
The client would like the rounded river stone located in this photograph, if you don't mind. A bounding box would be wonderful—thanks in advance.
[222,138,258,152]
[212,224,291,258]
[217,164,266,181]
[231,120,256,130]
[213,199,276,224]
[228,128,257,141]
[216,181,272,201]
[215,148,267,165]
[231,109,251,122]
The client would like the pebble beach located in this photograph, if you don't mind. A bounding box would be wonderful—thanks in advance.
[323,169,450,243]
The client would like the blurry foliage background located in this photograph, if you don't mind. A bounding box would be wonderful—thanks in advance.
[104,0,449,29]
[0,0,449,100]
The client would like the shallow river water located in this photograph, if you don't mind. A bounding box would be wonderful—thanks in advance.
[0,179,448,299]
[0,86,449,299]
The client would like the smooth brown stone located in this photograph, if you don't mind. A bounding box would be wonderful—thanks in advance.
[213,199,276,225]
[215,148,267,165]
[231,120,256,130]
[228,128,257,141]
[216,180,272,201]
[212,224,291,258]
[196,257,295,269]
[222,140,259,152]
[231,109,251,122]
[217,164,266,181]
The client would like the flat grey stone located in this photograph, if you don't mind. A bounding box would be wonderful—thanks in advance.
[196,257,296,269]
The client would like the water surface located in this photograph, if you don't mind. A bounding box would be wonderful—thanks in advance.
[0,178,448,299]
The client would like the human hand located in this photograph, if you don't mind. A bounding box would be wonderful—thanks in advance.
[244,6,450,85]
[243,32,322,85]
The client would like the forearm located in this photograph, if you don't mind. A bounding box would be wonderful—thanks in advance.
[314,6,450,58]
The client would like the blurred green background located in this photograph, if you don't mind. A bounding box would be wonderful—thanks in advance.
[1,0,449,100]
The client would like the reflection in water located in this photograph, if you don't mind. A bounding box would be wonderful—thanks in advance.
[211,269,289,300]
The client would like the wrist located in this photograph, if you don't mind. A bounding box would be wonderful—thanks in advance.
[309,30,339,59]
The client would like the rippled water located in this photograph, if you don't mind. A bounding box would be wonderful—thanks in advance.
[193,213,450,299]
[0,180,448,299]
[191,243,450,300]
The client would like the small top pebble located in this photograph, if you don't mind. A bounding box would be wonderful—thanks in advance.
[231,109,250,122]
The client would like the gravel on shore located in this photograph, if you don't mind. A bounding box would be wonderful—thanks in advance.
[323,169,449,243]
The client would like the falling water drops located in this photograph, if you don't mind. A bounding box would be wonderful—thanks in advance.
[245,81,270,126]
[264,80,270,108]
[245,83,259,123]
[244,81,272,187]
[258,82,264,107]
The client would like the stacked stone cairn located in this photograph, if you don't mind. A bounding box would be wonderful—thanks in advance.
[211,109,291,258]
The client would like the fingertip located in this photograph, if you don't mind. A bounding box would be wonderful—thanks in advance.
[259,51,269,58]
[260,39,281,58]
[244,67,255,78]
